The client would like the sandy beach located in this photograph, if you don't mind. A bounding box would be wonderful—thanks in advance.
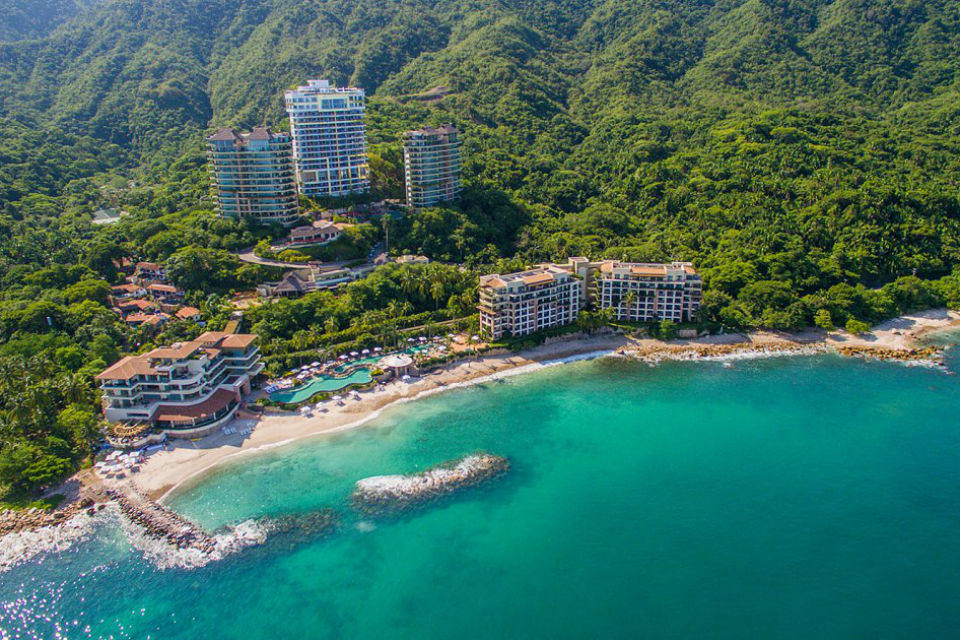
[117,308,960,502]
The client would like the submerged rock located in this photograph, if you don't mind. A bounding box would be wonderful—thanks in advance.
[352,453,510,515]
[265,509,339,543]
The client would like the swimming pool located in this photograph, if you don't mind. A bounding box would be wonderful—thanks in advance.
[270,345,437,404]
[270,369,373,404]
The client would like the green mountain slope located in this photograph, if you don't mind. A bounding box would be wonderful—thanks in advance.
[0,0,99,42]
[4,0,960,495]
[1,0,959,313]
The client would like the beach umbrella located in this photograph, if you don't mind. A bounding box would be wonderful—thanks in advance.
[301,365,310,371]
[401,374,411,381]
[419,336,427,342]
[373,347,382,352]
[407,337,415,343]
[300,406,311,415]
[350,351,359,357]
[339,355,348,360]
[311,361,321,367]
[438,346,447,351]
[361,349,370,355]
[471,335,480,341]
[447,333,455,338]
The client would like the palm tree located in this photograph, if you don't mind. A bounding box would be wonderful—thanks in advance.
[324,316,339,336]
[621,290,637,322]
[430,279,446,310]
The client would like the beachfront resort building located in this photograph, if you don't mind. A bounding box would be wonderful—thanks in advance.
[403,125,462,208]
[284,79,369,197]
[206,127,300,226]
[594,261,702,323]
[478,265,582,340]
[478,259,702,339]
[96,332,264,437]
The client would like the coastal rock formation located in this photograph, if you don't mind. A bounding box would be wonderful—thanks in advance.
[622,342,826,364]
[269,509,339,540]
[352,453,510,515]
[834,345,946,367]
[108,488,217,552]
[0,490,109,537]
[0,484,341,571]
[619,341,948,369]
[0,502,93,536]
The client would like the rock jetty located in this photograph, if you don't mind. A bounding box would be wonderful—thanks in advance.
[269,509,339,540]
[352,453,510,515]
[107,488,216,552]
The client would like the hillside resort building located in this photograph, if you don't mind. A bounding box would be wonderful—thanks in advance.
[285,79,369,197]
[206,127,300,226]
[403,125,463,208]
[96,332,264,437]
[479,258,702,339]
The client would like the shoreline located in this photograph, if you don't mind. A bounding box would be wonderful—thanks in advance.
[122,308,960,504]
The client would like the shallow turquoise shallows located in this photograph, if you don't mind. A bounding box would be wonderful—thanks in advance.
[6,349,960,639]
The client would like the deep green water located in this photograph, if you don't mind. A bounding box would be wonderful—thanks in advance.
[5,350,960,639]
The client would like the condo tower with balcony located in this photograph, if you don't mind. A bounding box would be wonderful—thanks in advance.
[206,127,300,226]
[403,125,462,209]
[284,79,369,198]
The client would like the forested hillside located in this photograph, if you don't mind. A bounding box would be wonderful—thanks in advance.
[0,0,97,42]
[1,0,960,495]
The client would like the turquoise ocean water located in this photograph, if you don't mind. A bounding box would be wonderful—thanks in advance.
[5,346,960,639]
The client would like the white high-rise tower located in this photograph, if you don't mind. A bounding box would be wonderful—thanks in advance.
[284,79,369,197]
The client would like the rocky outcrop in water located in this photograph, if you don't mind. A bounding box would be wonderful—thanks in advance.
[0,494,107,537]
[0,487,341,572]
[352,453,510,515]
[620,341,949,370]
[835,345,946,367]
[108,488,217,552]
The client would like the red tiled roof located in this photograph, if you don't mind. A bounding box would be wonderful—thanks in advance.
[522,272,556,286]
[196,331,258,349]
[630,266,667,277]
[147,283,179,293]
[176,306,201,319]
[154,388,237,424]
[96,356,157,380]
[118,299,158,311]
[126,313,168,325]
[96,332,258,381]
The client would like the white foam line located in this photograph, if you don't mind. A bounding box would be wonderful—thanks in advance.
[158,343,946,503]
[156,349,619,503]
[0,510,103,573]
[117,513,268,571]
